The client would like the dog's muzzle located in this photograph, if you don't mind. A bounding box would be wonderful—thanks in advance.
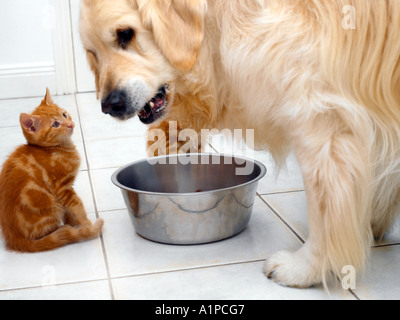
[101,90,128,119]
[101,84,170,124]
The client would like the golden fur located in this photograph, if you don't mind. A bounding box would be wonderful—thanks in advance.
[80,0,400,288]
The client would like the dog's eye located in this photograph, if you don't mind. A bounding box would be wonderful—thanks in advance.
[117,29,134,49]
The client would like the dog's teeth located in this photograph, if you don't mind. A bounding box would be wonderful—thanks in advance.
[156,105,165,113]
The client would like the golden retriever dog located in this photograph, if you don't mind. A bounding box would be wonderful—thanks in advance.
[80,0,400,288]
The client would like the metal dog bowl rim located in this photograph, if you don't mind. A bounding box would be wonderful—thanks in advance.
[111,153,267,196]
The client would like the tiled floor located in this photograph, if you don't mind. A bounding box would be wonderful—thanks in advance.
[0,92,399,300]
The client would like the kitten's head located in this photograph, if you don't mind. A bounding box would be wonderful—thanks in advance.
[20,89,76,147]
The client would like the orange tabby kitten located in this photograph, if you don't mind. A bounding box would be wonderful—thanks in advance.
[0,89,103,252]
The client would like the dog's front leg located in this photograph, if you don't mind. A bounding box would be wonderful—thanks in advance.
[146,120,181,157]
[146,93,214,157]
[264,115,374,288]
[146,120,204,157]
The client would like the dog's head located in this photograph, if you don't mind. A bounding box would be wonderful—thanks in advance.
[80,0,206,124]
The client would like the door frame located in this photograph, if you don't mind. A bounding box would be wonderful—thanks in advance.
[52,0,77,95]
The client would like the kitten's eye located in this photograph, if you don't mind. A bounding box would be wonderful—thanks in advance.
[53,121,60,128]
[62,113,68,119]
[117,28,134,49]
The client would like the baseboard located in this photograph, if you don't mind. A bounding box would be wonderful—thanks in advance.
[0,63,56,99]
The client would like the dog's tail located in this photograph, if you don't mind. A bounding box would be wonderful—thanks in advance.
[310,0,400,281]
[7,219,104,253]
[315,0,400,126]
[315,0,400,198]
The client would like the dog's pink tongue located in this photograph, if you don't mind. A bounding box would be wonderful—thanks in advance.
[154,97,164,108]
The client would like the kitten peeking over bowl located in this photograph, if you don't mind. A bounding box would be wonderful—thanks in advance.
[0,88,103,252]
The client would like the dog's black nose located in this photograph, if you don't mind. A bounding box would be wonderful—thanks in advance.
[101,90,127,117]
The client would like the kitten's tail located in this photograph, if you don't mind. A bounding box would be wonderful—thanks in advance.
[10,219,104,253]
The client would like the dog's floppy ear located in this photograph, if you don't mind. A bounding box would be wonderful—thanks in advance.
[137,0,206,71]
[86,50,101,99]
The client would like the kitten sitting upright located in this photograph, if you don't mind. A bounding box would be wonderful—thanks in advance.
[0,89,103,252]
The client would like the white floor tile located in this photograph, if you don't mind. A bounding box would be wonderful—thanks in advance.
[74,139,88,171]
[262,192,308,241]
[52,95,80,123]
[0,126,26,167]
[209,134,304,194]
[0,97,44,128]
[1,93,399,300]
[112,261,354,300]
[254,152,304,194]
[74,170,96,214]
[263,192,400,299]
[85,136,147,170]
[99,198,302,278]
[76,93,148,142]
[263,192,400,246]
[90,168,126,212]
[355,246,400,300]
[382,216,400,246]
[0,280,111,300]
[0,212,107,291]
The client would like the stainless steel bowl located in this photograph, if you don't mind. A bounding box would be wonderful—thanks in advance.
[112,154,266,245]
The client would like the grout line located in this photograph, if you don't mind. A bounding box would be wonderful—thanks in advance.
[257,193,305,244]
[97,208,126,213]
[84,135,148,143]
[207,143,306,245]
[0,277,109,295]
[73,95,94,210]
[0,92,82,102]
[0,260,263,296]
[109,259,267,282]
[0,95,47,102]
[373,242,400,248]
[258,189,305,196]
[0,125,20,129]
[348,288,361,300]
[1,112,394,300]
[89,165,125,172]
[73,93,115,300]
[257,193,363,300]
[207,142,219,154]
[68,0,79,94]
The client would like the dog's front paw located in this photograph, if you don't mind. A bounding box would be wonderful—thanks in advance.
[263,250,322,288]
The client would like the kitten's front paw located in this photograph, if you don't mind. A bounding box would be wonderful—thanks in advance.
[263,250,322,288]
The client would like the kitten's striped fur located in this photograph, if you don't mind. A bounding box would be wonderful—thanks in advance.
[0,89,103,252]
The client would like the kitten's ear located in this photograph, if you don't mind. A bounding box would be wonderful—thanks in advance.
[20,114,42,134]
[42,88,55,106]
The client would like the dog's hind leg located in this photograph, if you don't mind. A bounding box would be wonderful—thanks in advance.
[368,144,400,241]
[371,184,400,242]
[264,111,374,288]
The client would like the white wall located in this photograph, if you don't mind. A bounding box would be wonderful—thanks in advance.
[0,0,54,65]
[0,0,56,99]
[70,0,95,94]
[0,0,95,99]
